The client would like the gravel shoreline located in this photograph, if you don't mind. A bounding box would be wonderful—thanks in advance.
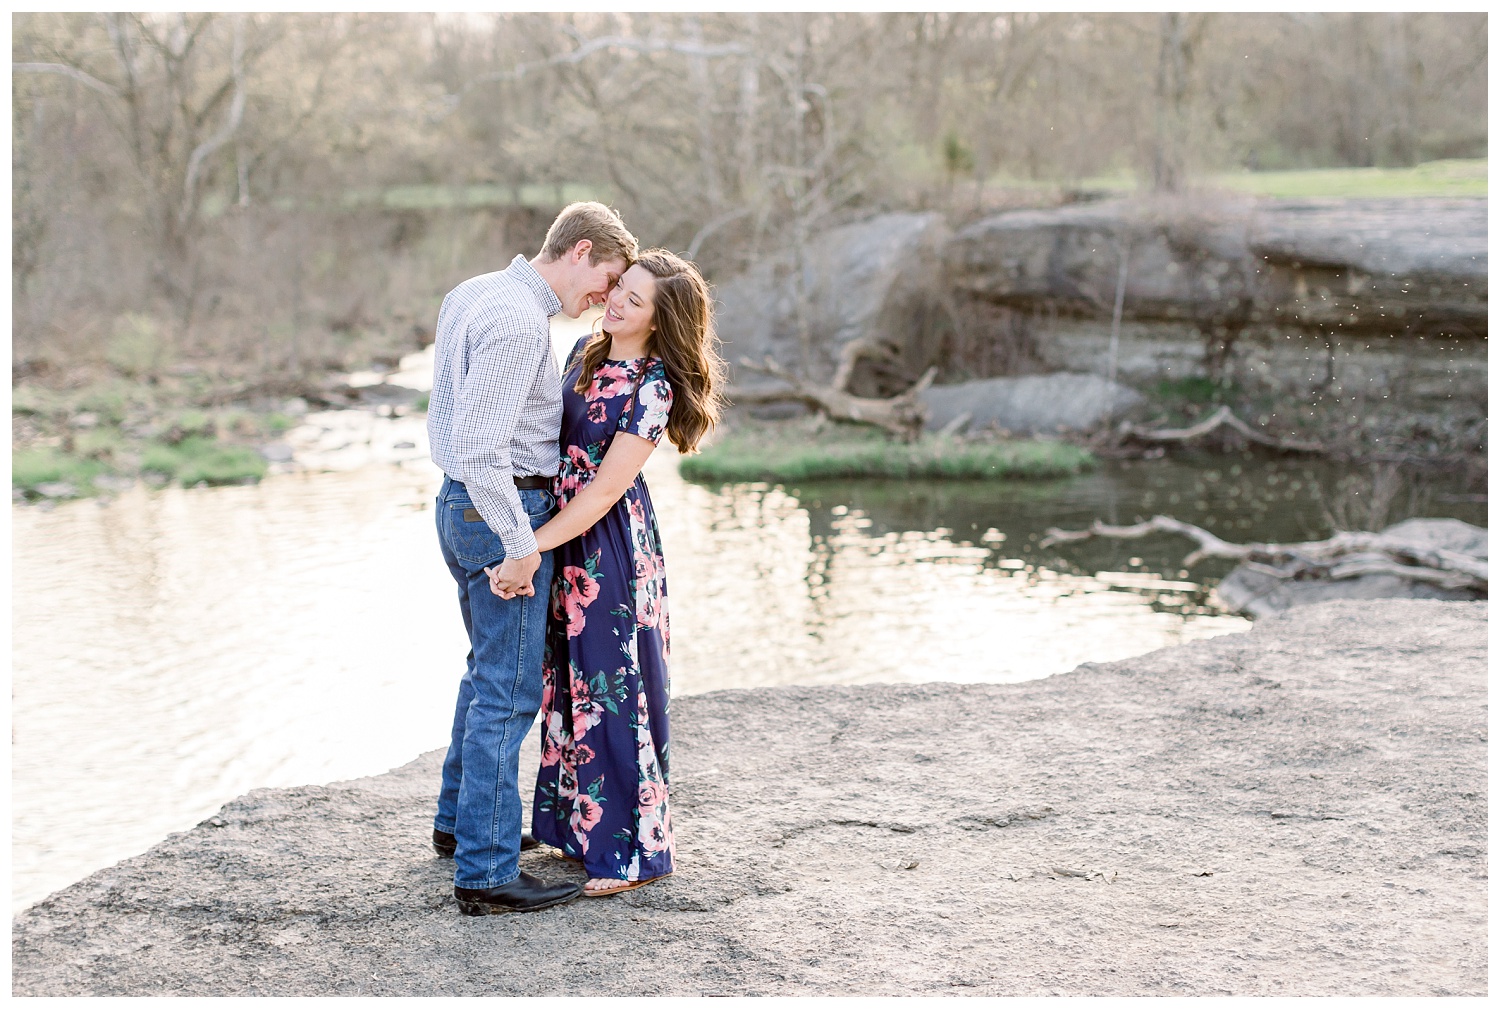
[11,599,1487,996]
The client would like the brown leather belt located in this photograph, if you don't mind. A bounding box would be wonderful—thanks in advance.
[514,475,551,490]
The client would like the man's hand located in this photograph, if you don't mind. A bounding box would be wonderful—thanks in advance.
[485,550,542,600]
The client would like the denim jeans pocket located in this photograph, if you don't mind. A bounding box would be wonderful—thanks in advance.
[522,488,556,529]
[444,499,505,569]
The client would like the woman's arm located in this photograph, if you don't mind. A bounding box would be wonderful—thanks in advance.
[487,431,657,598]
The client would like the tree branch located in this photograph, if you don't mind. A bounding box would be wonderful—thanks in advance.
[1119,405,1325,454]
[456,33,750,99]
[179,15,246,227]
[12,62,121,101]
[736,356,935,440]
[1040,515,1487,589]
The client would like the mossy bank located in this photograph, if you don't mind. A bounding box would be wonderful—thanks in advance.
[680,419,1096,484]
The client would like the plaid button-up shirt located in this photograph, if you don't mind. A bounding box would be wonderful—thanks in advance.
[428,255,563,558]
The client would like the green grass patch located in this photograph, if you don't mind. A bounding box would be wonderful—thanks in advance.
[168,410,217,439]
[12,448,108,494]
[1211,158,1486,198]
[415,392,430,412]
[141,437,267,487]
[981,158,1486,199]
[680,424,1095,483]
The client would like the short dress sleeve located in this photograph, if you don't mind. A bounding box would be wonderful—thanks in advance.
[622,360,674,446]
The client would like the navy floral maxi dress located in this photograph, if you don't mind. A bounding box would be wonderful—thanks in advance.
[532,337,675,883]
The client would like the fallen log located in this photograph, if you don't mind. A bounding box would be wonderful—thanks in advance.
[733,356,937,440]
[1118,406,1325,454]
[1040,515,1487,591]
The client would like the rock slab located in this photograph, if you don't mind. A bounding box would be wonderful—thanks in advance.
[945,196,1487,337]
[715,212,949,396]
[11,600,1487,996]
[1216,518,1488,618]
[919,372,1144,434]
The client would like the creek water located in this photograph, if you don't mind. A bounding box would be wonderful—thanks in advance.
[11,328,1486,914]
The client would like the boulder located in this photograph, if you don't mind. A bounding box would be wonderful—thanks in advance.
[944,196,1487,339]
[715,212,950,396]
[1214,517,1488,619]
[919,373,1143,435]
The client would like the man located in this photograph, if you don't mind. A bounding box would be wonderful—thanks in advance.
[427,202,637,915]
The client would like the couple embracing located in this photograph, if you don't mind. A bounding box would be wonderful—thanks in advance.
[426,203,725,915]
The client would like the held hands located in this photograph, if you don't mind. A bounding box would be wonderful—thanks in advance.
[485,550,542,600]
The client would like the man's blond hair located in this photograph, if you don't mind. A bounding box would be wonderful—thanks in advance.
[539,202,638,266]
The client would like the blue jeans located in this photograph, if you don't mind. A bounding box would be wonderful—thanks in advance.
[433,476,555,889]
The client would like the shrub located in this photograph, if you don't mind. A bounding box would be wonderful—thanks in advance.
[106,313,174,381]
[141,437,267,487]
[12,448,107,494]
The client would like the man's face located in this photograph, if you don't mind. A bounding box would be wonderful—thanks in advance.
[560,242,626,318]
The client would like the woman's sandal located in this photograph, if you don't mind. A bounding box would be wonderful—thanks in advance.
[582,873,672,897]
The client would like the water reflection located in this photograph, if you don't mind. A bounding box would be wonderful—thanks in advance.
[657,459,1249,694]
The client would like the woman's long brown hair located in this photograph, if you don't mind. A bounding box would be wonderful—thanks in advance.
[571,248,725,454]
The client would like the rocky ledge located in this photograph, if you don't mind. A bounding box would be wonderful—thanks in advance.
[12,600,1487,996]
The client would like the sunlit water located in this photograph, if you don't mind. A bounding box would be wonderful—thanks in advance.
[12,319,1485,913]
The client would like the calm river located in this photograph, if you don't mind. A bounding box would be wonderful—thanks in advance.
[11,328,1485,913]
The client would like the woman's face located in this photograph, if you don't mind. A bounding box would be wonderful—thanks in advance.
[601,264,657,343]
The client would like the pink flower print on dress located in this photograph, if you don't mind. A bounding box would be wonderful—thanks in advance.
[637,779,668,810]
[587,363,632,399]
[539,666,555,716]
[586,400,608,424]
[640,816,671,854]
[570,672,606,734]
[540,711,564,767]
[558,565,600,637]
[555,443,598,505]
[633,549,661,623]
[570,793,602,849]
[634,377,673,442]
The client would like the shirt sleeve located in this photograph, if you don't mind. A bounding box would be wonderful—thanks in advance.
[622,362,674,446]
[450,314,547,558]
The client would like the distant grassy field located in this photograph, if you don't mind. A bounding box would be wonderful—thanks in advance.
[1211,158,1487,198]
[679,422,1096,484]
[996,158,1487,199]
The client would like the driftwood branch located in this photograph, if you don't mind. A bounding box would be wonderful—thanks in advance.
[734,356,936,440]
[1040,515,1487,590]
[1119,405,1325,454]
[829,335,897,394]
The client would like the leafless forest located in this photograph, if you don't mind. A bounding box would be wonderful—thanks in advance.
[11,12,1488,394]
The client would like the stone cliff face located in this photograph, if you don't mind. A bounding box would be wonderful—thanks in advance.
[12,600,1488,997]
[715,212,951,398]
[944,196,1487,339]
[712,198,1487,426]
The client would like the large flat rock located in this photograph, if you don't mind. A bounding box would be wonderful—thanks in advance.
[946,196,1487,338]
[12,600,1487,996]
[919,372,1144,434]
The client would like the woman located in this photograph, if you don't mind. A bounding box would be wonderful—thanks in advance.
[494,249,724,896]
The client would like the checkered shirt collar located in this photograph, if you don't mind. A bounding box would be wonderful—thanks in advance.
[507,255,563,318]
